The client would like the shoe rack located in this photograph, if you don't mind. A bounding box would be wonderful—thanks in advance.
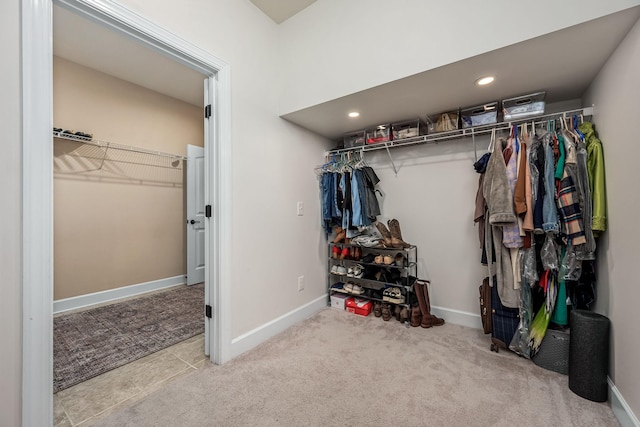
[328,242,418,314]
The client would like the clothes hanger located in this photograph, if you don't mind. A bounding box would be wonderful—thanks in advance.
[573,115,585,141]
[487,128,496,153]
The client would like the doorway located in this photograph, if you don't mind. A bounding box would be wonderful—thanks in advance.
[22,0,232,424]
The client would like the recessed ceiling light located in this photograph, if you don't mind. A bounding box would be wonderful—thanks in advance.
[476,76,495,86]
[348,111,360,118]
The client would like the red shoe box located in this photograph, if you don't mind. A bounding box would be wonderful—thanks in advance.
[346,298,372,316]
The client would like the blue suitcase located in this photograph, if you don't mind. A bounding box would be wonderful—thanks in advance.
[490,279,520,353]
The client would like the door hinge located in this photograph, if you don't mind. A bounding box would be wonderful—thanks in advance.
[205,304,212,318]
[205,205,212,218]
[204,104,212,119]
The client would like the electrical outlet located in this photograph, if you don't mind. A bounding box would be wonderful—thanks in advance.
[298,275,305,291]
[296,201,304,216]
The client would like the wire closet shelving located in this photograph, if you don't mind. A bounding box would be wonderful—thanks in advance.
[326,106,594,175]
[53,131,187,186]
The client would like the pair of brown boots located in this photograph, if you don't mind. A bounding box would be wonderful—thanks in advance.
[375,219,410,248]
[410,279,445,328]
[333,226,347,244]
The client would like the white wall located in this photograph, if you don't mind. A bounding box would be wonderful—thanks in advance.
[365,138,488,316]
[117,0,332,339]
[278,0,640,115]
[583,16,640,421]
[0,0,22,424]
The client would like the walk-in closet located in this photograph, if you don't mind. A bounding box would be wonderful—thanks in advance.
[8,2,640,427]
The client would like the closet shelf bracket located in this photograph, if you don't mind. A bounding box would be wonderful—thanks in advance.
[384,142,398,176]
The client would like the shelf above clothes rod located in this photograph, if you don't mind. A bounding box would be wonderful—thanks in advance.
[53,131,187,161]
[326,106,594,156]
[53,131,187,185]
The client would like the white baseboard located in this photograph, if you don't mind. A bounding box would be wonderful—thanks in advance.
[53,275,186,314]
[609,377,640,427]
[230,294,328,359]
[431,305,483,330]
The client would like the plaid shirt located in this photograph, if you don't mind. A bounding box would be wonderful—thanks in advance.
[557,170,587,245]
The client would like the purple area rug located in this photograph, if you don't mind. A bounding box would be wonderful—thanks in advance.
[54,283,204,393]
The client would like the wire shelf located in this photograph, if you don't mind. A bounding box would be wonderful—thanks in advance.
[53,131,185,186]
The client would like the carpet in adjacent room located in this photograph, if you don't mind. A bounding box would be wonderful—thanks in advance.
[54,283,204,393]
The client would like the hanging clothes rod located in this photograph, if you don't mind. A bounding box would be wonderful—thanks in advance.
[326,106,594,156]
[53,130,187,160]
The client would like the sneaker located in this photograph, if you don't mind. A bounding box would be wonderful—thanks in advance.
[331,282,346,293]
[351,284,364,295]
[386,287,405,304]
[330,265,339,275]
[344,282,354,293]
[351,264,364,278]
[382,287,393,302]
[346,266,355,277]
[335,265,347,276]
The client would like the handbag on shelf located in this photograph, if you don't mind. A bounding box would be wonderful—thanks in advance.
[436,111,459,132]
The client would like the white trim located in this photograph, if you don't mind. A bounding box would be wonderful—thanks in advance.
[431,306,483,330]
[53,276,186,314]
[609,377,640,427]
[22,0,54,425]
[23,0,232,424]
[213,66,233,364]
[230,295,328,359]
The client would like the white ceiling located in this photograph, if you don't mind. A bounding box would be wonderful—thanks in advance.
[53,4,206,107]
[281,7,640,139]
[250,0,318,24]
[53,4,640,141]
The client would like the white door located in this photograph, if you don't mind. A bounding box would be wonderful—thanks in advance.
[186,144,205,285]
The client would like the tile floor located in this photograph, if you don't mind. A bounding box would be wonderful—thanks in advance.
[54,333,207,426]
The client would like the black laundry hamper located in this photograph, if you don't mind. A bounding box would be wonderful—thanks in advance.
[568,309,611,402]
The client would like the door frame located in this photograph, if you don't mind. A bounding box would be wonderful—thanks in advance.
[21,0,232,424]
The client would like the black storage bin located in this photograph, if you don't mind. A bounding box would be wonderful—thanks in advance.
[532,328,570,375]
[568,310,610,402]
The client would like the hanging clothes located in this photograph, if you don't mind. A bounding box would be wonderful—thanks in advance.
[578,121,607,234]
[482,135,520,308]
[318,153,381,235]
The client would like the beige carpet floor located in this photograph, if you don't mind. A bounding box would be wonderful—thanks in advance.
[95,308,619,427]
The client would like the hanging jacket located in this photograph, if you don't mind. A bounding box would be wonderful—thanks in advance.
[503,138,524,248]
[563,130,596,260]
[541,131,559,233]
[578,122,607,234]
[483,137,519,308]
[361,166,381,220]
[529,135,545,233]
[556,170,587,246]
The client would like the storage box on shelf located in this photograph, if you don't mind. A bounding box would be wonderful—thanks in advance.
[327,243,417,311]
[343,130,366,149]
[391,119,426,140]
[365,124,392,145]
[461,102,499,128]
[426,109,460,134]
[502,91,546,120]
